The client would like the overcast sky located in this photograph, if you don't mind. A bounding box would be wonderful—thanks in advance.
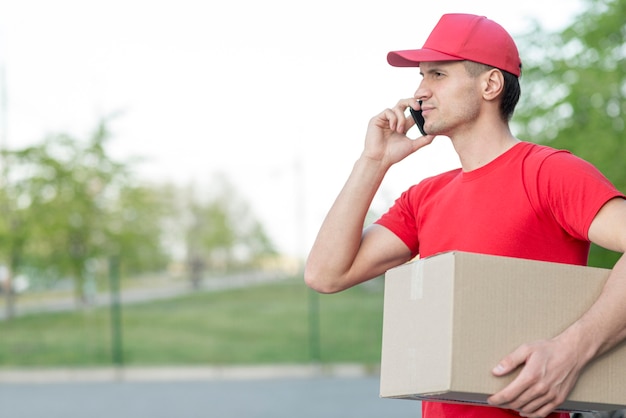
[0,0,584,258]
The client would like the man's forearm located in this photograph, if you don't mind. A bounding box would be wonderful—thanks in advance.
[304,156,389,293]
[565,252,626,362]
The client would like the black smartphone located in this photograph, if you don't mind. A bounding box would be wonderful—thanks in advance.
[409,101,427,136]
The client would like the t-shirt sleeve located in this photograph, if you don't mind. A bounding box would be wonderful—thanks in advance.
[375,186,420,258]
[535,151,625,241]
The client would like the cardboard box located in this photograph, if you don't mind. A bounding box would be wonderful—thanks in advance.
[379,251,626,412]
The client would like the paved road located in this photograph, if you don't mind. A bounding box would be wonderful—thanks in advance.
[0,376,421,418]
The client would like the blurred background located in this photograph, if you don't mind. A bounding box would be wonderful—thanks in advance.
[1,0,625,416]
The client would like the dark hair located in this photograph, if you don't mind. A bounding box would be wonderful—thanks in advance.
[463,61,520,122]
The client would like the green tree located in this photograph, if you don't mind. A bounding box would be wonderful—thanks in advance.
[185,175,276,285]
[1,120,172,305]
[24,123,125,304]
[513,0,626,268]
[0,171,32,319]
[107,182,173,275]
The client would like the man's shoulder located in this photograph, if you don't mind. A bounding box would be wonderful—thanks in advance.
[518,141,579,171]
[423,167,462,183]
[413,167,462,191]
[519,141,568,159]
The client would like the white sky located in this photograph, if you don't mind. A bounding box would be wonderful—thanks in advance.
[0,0,584,259]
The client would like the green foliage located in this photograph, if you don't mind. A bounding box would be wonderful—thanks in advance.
[0,116,278,316]
[186,175,277,274]
[0,120,173,304]
[513,0,626,268]
[0,278,384,366]
[108,185,172,275]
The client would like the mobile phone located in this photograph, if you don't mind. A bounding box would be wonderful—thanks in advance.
[409,101,427,136]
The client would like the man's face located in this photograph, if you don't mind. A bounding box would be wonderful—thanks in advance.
[414,61,483,137]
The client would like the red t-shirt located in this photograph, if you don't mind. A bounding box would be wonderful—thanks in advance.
[376,142,624,418]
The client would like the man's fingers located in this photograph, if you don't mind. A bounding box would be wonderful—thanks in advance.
[488,344,533,407]
[492,344,531,376]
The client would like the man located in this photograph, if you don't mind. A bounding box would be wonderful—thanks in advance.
[304,13,626,418]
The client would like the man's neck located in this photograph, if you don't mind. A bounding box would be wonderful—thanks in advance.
[450,123,520,172]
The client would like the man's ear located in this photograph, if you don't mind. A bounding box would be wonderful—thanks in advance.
[483,69,504,101]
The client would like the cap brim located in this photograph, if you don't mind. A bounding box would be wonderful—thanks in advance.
[387,49,463,67]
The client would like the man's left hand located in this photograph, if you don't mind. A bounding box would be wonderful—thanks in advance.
[487,335,584,417]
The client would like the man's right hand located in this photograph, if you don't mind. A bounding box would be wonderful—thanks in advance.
[362,98,436,167]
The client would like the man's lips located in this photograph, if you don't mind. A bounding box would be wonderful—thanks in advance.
[420,106,433,116]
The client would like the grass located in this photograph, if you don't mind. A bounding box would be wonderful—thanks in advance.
[0,276,385,367]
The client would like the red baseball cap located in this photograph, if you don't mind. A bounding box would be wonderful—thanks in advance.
[387,13,522,77]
